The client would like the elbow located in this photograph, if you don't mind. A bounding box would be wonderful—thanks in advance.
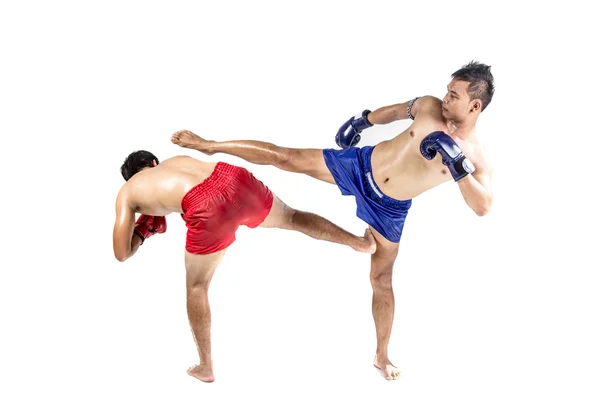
[113,236,132,262]
[473,200,492,217]
[475,208,489,217]
[114,249,129,262]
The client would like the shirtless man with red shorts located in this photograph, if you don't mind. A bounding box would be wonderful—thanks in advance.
[112,150,375,382]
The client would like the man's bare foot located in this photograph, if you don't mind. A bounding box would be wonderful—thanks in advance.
[374,355,400,380]
[187,363,215,383]
[355,228,376,254]
[171,130,215,155]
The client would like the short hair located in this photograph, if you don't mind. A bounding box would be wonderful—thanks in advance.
[120,150,159,181]
[451,60,495,111]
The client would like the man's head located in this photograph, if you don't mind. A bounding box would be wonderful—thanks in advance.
[442,61,495,122]
[120,150,159,181]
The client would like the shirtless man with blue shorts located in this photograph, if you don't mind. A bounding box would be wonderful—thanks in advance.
[171,61,495,380]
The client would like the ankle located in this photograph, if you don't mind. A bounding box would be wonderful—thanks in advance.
[359,235,371,247]
[199,358,213,366]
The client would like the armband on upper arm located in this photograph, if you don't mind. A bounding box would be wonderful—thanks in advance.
[407,96,421,120]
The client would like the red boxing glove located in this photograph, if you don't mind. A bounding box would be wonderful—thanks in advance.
[133,215,167,244]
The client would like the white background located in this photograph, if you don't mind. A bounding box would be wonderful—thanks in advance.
[1,1,598,399]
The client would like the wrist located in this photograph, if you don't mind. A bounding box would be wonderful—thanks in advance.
[134,224,151,241]
[132,232,144,247]
[133,229,146,244]
[352,110,373,131]
[455,172,470,183]
[363,110,373,126]
[451,155,475,181]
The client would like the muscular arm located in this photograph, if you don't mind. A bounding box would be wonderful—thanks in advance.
[457,151,493,216]
[367,96,440,125]
[113,191,143,262]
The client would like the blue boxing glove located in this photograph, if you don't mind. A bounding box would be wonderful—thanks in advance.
[420,131,475,181]
[335,110,373,149]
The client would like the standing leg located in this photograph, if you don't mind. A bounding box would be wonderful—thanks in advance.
[171,129,336,184]
[185,249,226,383]
[259,194,376,254]
[368,227,401,380]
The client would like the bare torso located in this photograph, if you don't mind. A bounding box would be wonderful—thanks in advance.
[119,156,218,215]
[371,98,488,200]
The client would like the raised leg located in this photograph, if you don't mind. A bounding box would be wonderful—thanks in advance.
[171,129,336,184]
[259,194,375,254]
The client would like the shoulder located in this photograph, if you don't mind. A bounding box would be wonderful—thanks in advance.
[415,95,442,110]
[160,155,196,166]
[166,155,192,161]
[116,182,133,209]
[412,96,443,119]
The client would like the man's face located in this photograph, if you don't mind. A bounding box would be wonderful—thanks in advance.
[442,79,472,121]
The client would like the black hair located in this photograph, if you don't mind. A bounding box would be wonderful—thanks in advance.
[451,60,495,111]
[120,150,159,181]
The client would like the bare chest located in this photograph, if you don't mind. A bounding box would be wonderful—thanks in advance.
[370,127,459,199]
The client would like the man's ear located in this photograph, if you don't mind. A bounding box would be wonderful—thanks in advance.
[152,159,158,166]
[471,99,482,112]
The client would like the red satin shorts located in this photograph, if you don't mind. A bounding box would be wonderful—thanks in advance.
[181,162,274,255]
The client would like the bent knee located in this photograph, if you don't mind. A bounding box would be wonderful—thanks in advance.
[259,195,297,229]
[276,205,297,230]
